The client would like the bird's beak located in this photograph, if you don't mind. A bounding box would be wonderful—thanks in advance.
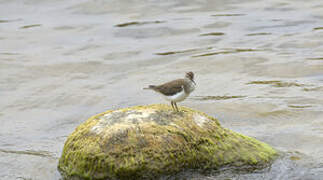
[192,79,196,85]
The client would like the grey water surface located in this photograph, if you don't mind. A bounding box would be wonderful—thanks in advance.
[1,0,323,179]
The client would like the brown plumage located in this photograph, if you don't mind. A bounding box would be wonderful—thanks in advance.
[149,79,187,96]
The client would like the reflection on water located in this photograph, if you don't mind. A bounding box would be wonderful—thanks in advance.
[246,32,272,36]
[200,32,225,36]
[246,80,305,87]
[20,24,42,29]
[192,48,261,57]
[212,14,246,17]
[155,47,212,56]
[115,21,166,27]
[191,95,246,101]
[0,149,57,159]
[0,0,323,179]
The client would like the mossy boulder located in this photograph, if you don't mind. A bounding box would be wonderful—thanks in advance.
[58,104,278,180]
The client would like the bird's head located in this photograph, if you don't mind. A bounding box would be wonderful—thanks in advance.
[185,72,196,85]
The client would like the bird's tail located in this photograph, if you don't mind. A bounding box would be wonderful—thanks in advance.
[143,85,156,90]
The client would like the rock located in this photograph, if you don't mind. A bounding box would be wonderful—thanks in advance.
[58,104,278,180]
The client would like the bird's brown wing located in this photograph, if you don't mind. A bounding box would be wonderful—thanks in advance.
[154,79,185,96]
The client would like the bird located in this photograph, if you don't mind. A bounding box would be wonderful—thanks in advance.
[144,72,196,112]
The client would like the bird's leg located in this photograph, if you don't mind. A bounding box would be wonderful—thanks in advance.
[171,101,175,111]
[175,102,179,112]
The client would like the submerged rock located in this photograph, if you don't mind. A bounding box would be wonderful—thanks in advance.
[58,104,278,180]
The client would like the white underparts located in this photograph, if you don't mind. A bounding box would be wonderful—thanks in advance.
[163,88,188,102]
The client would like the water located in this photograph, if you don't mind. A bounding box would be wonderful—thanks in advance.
[1,0,323,179]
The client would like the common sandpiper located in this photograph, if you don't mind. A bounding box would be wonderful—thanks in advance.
[144,72,196,111]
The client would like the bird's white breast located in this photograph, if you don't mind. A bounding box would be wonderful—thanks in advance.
[164,89,188,102]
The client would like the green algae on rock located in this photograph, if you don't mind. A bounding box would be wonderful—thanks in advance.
[58,104,278,180]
